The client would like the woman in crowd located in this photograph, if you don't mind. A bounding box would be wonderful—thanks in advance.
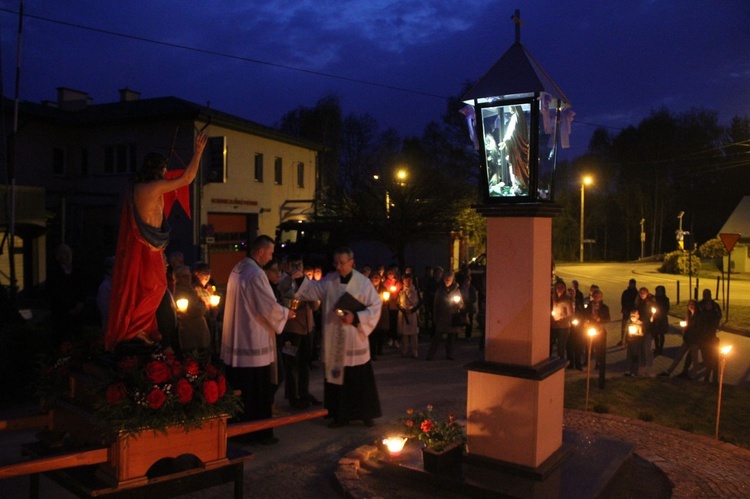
[427,270,463,361]
[398,274,421,358]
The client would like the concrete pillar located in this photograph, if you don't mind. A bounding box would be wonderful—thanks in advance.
[466,207,565,471]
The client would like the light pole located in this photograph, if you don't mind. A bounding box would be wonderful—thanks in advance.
[715,344,733,440]
[579,176,592,263]
[375,168,408,220]
[584,327,598,412]
[373,174,391,219]
[639,218,645,260]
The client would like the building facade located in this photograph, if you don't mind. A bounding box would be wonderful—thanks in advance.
[3,87,321,298]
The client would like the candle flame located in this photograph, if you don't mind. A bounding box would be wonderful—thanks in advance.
[176,298,189,312]
[383,436,408,456]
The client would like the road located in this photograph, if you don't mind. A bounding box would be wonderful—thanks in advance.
[556,261,750,325]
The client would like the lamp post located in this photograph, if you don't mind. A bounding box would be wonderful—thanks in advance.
[585,326,598,412]
[715,344,733,440]
[639,218,645,260]
[374,168,408,219]
[579,176,592,263]
[373,174,390,219]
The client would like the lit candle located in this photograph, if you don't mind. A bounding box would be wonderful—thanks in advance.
[382,291,390,301]
[452,295,461,304]
[679,320,687,328]
[571,319,579,326]
[209,294,221,307]
[551,310,556,317]
[382,436,408,457]
[628,324,637,335]
[176,298,189,313]
[720,345,733,356]
[651,307,657,315]
[389,285,398,294]
[587,327,597,338]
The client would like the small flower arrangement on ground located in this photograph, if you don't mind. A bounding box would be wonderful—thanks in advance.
[399,404,465,452]
[93,349,242,438]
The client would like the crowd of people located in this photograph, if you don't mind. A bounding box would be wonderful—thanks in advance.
[548,275,724,382]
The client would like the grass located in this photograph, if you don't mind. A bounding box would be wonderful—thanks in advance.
[565,376,750,448]
[724,304,750,331]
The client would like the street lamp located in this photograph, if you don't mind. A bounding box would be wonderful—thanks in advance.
[640,218,645,260]
[396,169,408,184]
[579,176,592,263]
[715,344,733,440]
[585,326,598,412]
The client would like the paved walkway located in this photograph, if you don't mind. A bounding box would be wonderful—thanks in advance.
[563,410,750,498]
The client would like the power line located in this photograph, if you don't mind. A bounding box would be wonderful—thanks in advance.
[0,7,450,101]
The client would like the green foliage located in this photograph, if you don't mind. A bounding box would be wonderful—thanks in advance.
[699,238,727,259]
[660,250,701,275]
[398,404,465,452]
[456,207,486,257]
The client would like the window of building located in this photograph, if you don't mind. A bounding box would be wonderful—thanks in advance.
[104,143,137,174]
[53,148,65,176]
[296,162,305,188]
[254,153,264,182]
[274,157,282,184]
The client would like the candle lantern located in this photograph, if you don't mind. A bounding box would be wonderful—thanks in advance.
[382,436,408,458]
[175,298,189,313]
[462,11,572,205]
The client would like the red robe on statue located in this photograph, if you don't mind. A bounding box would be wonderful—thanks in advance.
[104,194,168,351]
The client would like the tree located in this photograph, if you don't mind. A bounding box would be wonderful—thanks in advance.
[277,94,343,214]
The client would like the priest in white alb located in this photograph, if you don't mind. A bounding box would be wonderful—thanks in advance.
[221,235,293,444]
[294,246,382,428]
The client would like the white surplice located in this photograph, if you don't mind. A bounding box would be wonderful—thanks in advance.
[296,270,381,385]
[221,257,289,368]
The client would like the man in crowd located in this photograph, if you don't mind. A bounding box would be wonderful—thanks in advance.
[46,243,85,345]
[279,254,321,410]
[221,235,294,445]
[584,287,610,384]
[294,247,382,428]
[694,289,722,383]
[618,278,638,347]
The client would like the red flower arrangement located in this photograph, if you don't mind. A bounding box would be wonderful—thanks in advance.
[93,350,241,438]
[399,404,465,452]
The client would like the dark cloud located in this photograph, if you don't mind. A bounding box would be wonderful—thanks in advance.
[2,0,748,157]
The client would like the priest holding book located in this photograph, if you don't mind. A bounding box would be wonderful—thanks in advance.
[294,246,382,428]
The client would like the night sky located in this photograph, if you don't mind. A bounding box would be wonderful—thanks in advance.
[1,1,748,159]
